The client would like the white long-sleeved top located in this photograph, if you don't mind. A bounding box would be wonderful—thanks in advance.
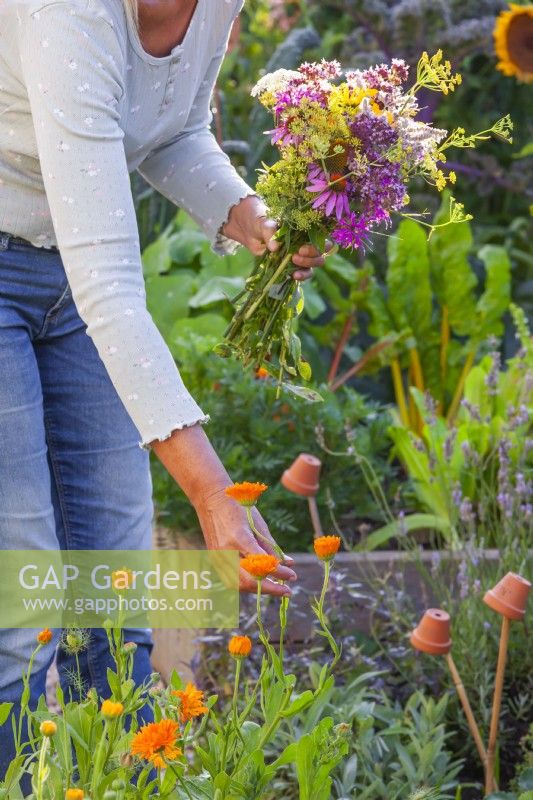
[0,0,256,449]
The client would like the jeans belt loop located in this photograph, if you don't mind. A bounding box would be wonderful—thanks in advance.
[0,233,10,251]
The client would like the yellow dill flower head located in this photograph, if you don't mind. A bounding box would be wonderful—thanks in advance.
[493,4,533,83]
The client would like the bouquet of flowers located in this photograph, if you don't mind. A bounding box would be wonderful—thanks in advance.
[218,51,512,392]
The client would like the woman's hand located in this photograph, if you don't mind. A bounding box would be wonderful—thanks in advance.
[150,424,295,597]
[194,486,295,597]
[221,194,330,281]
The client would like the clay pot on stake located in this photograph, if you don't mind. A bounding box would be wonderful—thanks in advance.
[281,454,323,538]
[410,609,490,784]
[483,572,531,795]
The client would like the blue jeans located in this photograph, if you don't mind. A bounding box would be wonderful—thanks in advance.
[0,232,155,777]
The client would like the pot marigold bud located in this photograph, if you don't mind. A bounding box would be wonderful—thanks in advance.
[37,628,53,645]
[101,699,124,719]
[228,635,252,658]
[65,790,84,800]
[40,720,57,737]
[313,535,341,561]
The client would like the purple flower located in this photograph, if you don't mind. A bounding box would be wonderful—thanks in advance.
[306,166,351,221]
[331,212,370,250]
[267,124,302,147]
[350,113,398,159]
[355,160,407,220]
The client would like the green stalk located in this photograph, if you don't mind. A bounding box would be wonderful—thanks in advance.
[245,506,286,561]
[313,559,341,681]
[90,719,109,796]
[35,736,50,800]
[242,251,294,323]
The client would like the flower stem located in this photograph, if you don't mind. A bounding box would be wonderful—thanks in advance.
[245,506,286,561]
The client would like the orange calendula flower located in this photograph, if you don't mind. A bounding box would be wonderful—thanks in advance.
[65,790,84,800]
[255,366,269,379]
[225,481,268,506]
[101,699,124,719]
[40,720,57,737]
[228,635,252,658]
[240,553,280,579]
[171,682,209,724]
[314,535,341,561]
[37,628,53,645]
[131,719,182,769]
[494,4,533,83]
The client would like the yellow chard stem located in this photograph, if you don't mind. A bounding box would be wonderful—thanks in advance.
[391,358,410,428]
[409,348,425,392]
[446,350,476,424]
[439,305,450,414]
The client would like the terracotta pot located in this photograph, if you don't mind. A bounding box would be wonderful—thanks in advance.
[281,454,322,497]
[410,608,452,656]
[483,572,531,621]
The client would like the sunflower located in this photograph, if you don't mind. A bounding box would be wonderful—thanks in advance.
[130,719,182,769]
[171,683,209,724]
[313,535,341,561]
[240,554,280,579]
[225,481,268,506]
[228,634,252,658]
[494,4,533,82]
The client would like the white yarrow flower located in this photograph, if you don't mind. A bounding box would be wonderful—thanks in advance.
[251,68,301,98]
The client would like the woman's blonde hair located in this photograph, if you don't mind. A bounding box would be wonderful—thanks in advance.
[123,0,139,29]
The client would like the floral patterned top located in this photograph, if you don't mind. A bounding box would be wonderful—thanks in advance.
[0,0,256,449]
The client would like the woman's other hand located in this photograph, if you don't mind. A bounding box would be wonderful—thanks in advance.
[221,194,331,280]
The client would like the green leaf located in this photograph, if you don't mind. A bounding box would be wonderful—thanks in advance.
[141,234,172,277]
[519,769,533,791]
[387,219,432,344]
[280,382,323,402]
[324,252,358,283]
[170,313,228,359]
[308,227,327,253]
[512,142,533,159]
[169,229,208,265]
[280,690,314,718]
[473,244,511,342]
[0,702,13,727]
[429,191,477,336]
[146,272,197,339]
[189,276,245,309]
[302,282,327,320]
[358,513,455,551]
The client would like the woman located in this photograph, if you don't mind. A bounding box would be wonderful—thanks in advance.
[0,0,325,775]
